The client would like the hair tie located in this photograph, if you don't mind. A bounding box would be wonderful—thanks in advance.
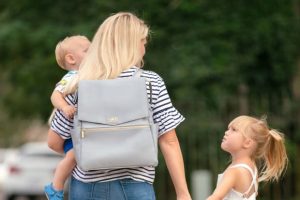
[269,129,282,141]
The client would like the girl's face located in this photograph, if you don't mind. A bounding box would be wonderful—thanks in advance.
[221,123,246,154]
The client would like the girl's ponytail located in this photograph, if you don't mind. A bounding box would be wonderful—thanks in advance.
[259,129,288,182]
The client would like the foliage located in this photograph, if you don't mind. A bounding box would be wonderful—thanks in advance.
[0,0,300,199]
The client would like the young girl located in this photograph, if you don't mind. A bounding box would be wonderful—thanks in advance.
[207,115,288,200]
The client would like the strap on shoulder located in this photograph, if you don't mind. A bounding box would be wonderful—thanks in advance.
[133,68,143,77]
[230,164,258,197]
[132,68,153,105]
[230,164,255,177]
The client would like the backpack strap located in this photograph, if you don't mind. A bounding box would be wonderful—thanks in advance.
[133,68,143,77]
[133,68,153,105]
[229,164,258,198]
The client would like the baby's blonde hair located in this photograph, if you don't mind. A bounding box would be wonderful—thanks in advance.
[229,115,288,182]
[65,12,149,94]
[55,35,89,69]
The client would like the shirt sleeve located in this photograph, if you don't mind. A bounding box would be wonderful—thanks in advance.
[151,75,185,136]
[50,94,76,139]
[55,72,75,93]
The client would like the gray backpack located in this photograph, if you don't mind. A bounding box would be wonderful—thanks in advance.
[71,70,158,171]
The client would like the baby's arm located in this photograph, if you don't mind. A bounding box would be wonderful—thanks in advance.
[51,90,76,119]
[206,168,237,200]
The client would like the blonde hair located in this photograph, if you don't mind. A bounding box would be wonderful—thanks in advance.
[65,12,149,94]
[229,115,288,182]
[55,35,89,69]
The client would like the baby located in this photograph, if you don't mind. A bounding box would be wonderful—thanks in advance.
[44,35,90,200]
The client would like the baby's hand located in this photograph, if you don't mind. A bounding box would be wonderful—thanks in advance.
[62,105,76,119]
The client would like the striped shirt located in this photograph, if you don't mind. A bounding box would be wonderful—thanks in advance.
[51,66,185,184]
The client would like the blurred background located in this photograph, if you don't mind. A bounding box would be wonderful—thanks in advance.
[0,0,300,199]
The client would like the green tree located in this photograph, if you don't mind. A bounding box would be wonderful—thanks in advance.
[0,0,299,199]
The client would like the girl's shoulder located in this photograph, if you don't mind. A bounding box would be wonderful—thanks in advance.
[221,165,252,186]
[223,166,242,180]
[229,163,257,177]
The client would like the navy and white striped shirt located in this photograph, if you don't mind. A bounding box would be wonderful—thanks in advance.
[51,66,185,184]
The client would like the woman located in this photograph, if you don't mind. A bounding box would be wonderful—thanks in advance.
[48,12,192,200]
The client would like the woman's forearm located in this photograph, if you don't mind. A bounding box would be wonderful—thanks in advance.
[159,129,191,200]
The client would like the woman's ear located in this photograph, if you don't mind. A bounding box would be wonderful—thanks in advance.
[65,53,76,65]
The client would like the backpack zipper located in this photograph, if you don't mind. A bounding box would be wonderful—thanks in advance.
[81,124,149,138]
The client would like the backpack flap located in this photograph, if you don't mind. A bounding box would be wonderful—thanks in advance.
[77,78,149,126]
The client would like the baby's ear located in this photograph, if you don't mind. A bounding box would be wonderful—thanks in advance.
[65,53,76,65]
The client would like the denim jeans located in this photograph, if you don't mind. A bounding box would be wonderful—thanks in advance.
[69,176,156,200]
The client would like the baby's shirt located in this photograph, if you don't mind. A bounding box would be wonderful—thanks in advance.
[55,71,78,93]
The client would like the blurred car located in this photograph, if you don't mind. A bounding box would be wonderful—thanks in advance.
[1,142,65,200]
[0,148,7,184]
[0,148,18,187]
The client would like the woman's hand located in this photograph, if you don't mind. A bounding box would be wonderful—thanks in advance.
[177,193,192,200]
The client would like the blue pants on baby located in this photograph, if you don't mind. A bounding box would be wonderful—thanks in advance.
[63,138,73,153]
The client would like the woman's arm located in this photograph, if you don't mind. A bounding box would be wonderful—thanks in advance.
[159,129,192,200]
[47,129,65,154]
[206,168,237,200]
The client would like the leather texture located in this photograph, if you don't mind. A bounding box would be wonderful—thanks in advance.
[71,75,158,171]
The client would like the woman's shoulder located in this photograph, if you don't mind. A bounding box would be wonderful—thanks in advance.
[141,69,165,84]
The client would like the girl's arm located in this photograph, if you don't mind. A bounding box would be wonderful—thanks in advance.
[47,129,65,154]
[159,129,192,200]
[206,168,237,200]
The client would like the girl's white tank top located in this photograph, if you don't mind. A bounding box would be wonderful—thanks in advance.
[217,163,258,200]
